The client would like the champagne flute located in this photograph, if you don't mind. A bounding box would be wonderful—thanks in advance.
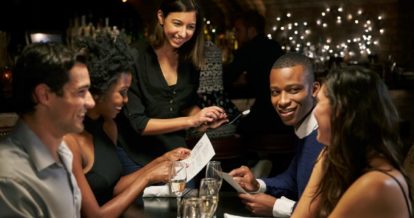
[169,161,187,218]
[199,178,219,218]
[205,161,223,190]
[182,197,202,218]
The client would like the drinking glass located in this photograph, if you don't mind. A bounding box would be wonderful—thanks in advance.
[205,161,223,190]
[182,197,202,218]
[199,178,219,218]
[169,161,187,218]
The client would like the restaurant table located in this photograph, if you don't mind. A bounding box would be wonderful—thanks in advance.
[122,191,261,218]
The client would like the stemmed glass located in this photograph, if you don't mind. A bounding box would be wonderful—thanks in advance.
[182,197,202,218]
[205,161,223,190]
[169,161,187,218]
[199,178,219,218]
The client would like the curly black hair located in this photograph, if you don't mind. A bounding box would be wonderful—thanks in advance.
[75,33,135,97]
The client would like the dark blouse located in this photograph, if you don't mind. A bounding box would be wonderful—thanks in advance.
[84,116,123,206]
[118,41,199,165]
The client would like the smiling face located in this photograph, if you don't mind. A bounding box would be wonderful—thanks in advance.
[49,63,95,134]
[158,10,197,49]
[314,85,332,145]
[95,73,132,120]
[269,65,320,127]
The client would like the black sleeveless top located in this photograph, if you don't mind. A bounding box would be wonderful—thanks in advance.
[84,116,123,206]
[373,169,412,217]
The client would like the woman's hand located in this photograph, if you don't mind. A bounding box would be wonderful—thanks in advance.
[162,147,191,161]
[189,106,228,128]
[145,160,173,184]
[196,117,229,132]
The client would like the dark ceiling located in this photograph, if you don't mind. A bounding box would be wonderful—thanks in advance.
[2,0,414,66]
[1,0,410,32]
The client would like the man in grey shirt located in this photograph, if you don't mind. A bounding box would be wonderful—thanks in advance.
[0,42,95,217]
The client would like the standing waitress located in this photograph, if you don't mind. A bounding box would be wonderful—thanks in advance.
[118,0,228,168]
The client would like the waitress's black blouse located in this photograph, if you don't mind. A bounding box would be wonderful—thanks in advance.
[118,41,199,165]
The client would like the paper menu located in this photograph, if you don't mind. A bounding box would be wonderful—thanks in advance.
[181,133,215,182]
[216,170,248,194]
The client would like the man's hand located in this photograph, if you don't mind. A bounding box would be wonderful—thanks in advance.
[239,193,276,216]
[228,166,260,192]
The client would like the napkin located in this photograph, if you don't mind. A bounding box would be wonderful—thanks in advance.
[142,184,175,197]
[223,213,267,218]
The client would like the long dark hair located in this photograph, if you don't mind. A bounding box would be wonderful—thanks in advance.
[149,0,204,68]
[315,66,407,217]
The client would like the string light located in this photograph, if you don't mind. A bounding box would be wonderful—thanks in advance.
[266,5,385,64]
[201,4,385,67]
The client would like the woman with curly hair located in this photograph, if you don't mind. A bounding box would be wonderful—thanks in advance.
[64,33,190,217]
[292,66,412,218]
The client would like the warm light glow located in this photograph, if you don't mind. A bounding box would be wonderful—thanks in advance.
[316,19,321,25]
[267,5,384,62]
[326,38,332,43]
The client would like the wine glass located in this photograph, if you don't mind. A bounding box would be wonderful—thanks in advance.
[182,197,202,218]
[199,178,219,218]
[169,161,187,218]
[205,161,223,190]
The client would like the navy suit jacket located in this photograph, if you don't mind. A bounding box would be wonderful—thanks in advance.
[261,130,324,200]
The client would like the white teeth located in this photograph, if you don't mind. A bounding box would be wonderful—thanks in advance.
[279,108,295,113]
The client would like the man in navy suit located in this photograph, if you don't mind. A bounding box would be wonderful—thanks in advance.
[229,53,324,217]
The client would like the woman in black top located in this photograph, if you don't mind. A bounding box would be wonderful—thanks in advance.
[119,0,228,164]
[64,33,191,217]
